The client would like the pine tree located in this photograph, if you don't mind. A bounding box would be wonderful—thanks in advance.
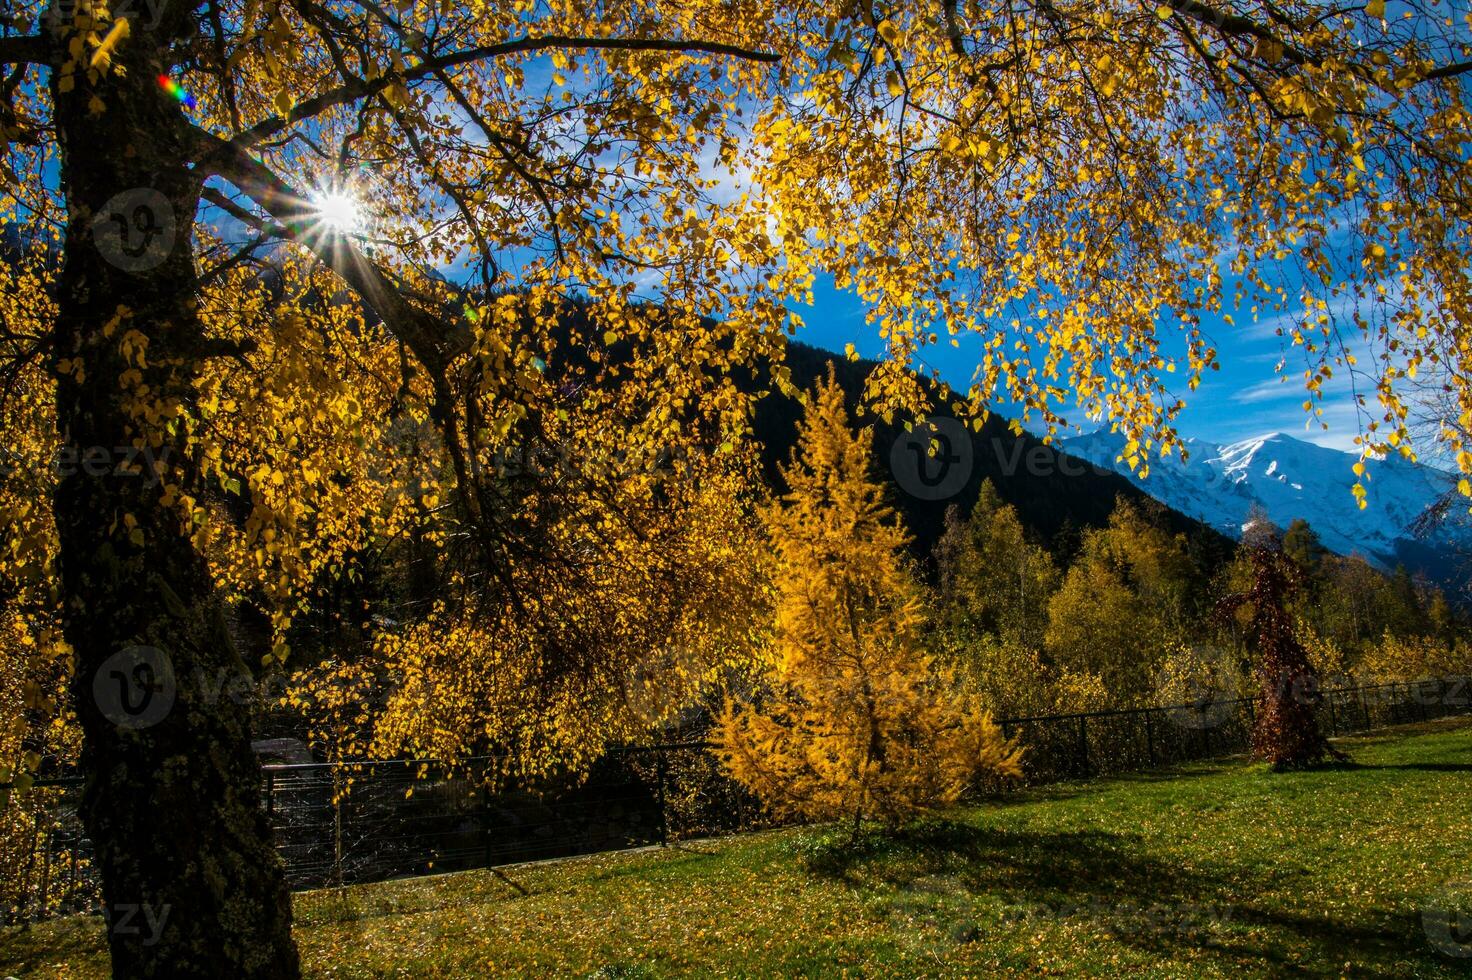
[715,371,1021,830]
[1282,518,1327,574]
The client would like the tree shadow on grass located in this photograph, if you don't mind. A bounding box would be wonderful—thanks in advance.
[1347,762,1472,774]
[978,761,1240,809]
[0,917,110,976]
[799,819,1446,975]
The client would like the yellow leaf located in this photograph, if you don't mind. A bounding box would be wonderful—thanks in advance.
[90,18,131,71]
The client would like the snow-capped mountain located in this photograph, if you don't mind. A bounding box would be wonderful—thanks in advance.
[1057,429,1468,579]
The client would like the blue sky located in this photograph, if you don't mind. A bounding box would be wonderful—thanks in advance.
[791,273,1366,454]
[141,44,1373,458]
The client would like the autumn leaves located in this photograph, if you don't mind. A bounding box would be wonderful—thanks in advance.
[717,371,1022,828]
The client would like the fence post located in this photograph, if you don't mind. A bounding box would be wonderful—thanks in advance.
[332,767,344,889]
[655,745,669,847]
[18,813,39,924]
[1077,716,1091,778]
[1327,690,1338,735]
[481,764,494,871]
[1143,711,1156,768]
[265,769,275,823]
[1358,687,1370,732]
[38,831,52,920]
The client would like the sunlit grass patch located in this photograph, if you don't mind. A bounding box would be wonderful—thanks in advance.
[5,716,1470,978]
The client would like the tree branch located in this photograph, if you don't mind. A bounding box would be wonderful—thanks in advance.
[191,126,469,373]
[1421,59,1472,82]
[233,34,780,148]
[1159,0,1307,66]
[0,34,46,66]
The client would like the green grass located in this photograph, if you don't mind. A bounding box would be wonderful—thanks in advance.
[6,717,1472,977]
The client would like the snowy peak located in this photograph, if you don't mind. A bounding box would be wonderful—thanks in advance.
[1056,429,1464,569]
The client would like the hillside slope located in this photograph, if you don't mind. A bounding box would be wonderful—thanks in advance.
[749,344,1233,569]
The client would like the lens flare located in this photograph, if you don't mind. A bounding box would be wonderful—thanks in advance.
[156,75,196,110]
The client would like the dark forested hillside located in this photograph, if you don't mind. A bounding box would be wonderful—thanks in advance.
[747,342,1235,574]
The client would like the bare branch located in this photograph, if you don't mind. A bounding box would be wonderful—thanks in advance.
[232,34,780,149]
[1422,60,1472,82]
[1159,0,1308,66]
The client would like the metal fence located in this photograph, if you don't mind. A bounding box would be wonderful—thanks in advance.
[996,678,1469,782]
[5,677,1468,925]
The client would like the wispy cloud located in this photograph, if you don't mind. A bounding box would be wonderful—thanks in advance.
[1231,377,1296,404]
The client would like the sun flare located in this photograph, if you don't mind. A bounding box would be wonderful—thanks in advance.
[310,189,364,235]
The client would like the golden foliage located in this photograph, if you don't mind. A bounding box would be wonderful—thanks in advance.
[755,0,1472,501]
[936,481,1059,652]
[2,0,1470,794]
[716,372,1021,826]
[1045,499,1198,700]
[1355,630,1470,683]
[368,449,770,781]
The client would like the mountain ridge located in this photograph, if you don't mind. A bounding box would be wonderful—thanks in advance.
[750,342,1236,574]
[1058,426,1468,590]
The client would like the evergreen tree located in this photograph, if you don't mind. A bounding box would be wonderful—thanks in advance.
[1282,518,1327,574]
[715,372,1021,830]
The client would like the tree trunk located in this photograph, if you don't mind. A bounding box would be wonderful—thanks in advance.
[48,17,301,979]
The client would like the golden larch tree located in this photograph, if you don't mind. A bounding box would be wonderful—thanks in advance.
[716,371,1021,831]
[3,0,1471,972]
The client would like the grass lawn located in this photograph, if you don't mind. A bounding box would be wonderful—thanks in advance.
[6,716,1472,978]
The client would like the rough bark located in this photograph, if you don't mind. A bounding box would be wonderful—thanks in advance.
[48,12,300,978]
